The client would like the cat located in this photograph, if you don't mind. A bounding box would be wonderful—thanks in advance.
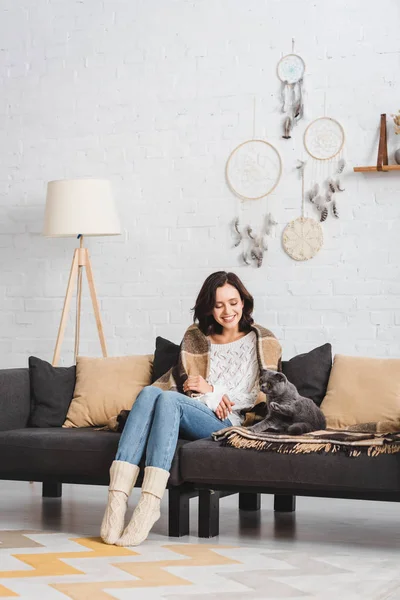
[249,370,326,435]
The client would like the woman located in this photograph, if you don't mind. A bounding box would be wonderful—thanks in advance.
[101,271,281,546]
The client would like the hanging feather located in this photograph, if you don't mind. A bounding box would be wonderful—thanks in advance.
[327,178,337,194]
[293,80,304,123]
[280,81,287,113]
[296,160,306,176]
[297,79,304,113]
[332,200,339,218]
[241,251,251,266]
[336,158,346,174]
[314,195,326,210]
[307,183,319,203]
[261,234,269,252]
[250,244,263,268]
[232,217,242,247]
[264,212,277,235]
[325,190,333,203]
[320,205,328,222]
[335,178,345,192]
[246,225,255,240]
[282,116,292,139]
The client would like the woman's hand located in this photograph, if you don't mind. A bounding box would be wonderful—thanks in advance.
[215,395,235,420]
[183,375,213,395]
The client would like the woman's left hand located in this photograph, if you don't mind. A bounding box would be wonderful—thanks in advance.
[183,375,213,395]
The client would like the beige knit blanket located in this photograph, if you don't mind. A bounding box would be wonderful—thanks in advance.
[212,422,400,457]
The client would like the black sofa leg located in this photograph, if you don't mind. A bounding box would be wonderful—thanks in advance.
[42,482,62,498]
[168,489,192,537]
[198,490,220,538]
[239,492,261,511]
[274,494,296,512]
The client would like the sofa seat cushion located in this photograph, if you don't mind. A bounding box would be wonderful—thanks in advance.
[181,439,400,495]
[0,428,188,487]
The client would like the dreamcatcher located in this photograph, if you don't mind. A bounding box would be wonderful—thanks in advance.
[303,116,346,222]
[277,40,305,140]
[226,99,282,268]
[282,160,323,261]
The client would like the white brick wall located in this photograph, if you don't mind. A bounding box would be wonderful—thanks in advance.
[0,0,399,367]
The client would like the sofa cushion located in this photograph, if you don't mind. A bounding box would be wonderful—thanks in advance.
[0,428,187,487]
[64,355,153,428]
[321,354,400,429]
[282,343,332,406]
[151,336,180,383]
[180,438,400,494]
[29,356,76,427]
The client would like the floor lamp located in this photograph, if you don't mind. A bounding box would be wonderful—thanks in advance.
[43,179,121,366]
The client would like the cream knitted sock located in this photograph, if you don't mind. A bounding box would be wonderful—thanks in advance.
[116,466,170,546]
[100,460,140,545]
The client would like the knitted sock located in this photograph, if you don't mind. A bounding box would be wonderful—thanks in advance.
[100,461,140,545]
[116,466,170,546]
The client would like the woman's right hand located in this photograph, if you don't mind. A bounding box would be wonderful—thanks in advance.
[215,395,235,420]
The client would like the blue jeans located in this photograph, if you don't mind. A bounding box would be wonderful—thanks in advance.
[115,386,232,471]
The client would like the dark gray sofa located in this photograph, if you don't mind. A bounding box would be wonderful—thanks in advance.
[1,367,400,539]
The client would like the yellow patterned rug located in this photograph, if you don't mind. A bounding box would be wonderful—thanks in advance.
[0,531,239,599]
[1,529,399,599]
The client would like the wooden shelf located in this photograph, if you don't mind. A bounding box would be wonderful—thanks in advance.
[354,165,400,172]
[354,114,400,173]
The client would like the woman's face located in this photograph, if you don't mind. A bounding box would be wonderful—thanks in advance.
[212,283,244,332]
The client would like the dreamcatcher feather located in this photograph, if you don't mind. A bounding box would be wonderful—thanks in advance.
[231,213,277,268]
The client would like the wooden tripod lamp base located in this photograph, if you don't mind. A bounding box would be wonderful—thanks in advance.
[43,178,120,366]
[52,236,107,366]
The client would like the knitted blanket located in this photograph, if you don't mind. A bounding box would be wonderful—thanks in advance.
[212,422,400,457]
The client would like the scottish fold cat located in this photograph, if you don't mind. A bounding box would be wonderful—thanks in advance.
[250,370,326,435]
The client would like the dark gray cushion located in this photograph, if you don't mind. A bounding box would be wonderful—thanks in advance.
[0,368,30,432]
[282,343,332,406]
[151,337,180,383]
[181,438,400,494]
[29,357,76,427]
[0,428,188,487]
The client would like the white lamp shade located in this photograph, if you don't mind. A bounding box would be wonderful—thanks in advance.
[43,179,121,237]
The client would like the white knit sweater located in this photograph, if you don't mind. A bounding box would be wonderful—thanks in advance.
[198,331,259,426]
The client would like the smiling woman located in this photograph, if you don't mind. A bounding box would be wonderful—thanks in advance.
[100,271,281,550]
[193,271,254,342]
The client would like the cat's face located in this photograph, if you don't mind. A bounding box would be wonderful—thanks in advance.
[260,370,288,397]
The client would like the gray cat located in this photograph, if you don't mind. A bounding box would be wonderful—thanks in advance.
[250,370,326,435]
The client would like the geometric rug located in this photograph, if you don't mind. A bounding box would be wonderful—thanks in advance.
[1,530,400,599]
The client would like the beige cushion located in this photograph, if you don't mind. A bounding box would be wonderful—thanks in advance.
[63,355,153,428]
[320,354,400,429]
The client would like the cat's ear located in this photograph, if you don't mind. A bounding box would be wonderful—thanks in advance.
[274,372,287,383]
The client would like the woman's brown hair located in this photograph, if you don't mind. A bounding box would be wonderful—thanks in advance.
[193,271,254,335]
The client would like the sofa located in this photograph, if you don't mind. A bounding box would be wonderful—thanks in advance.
[1,362,400,539]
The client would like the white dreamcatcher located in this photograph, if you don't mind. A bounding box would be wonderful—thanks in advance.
[282,160,323,261]
[303,116,346,222]
[226,98,282,268]
[277,39,305,140]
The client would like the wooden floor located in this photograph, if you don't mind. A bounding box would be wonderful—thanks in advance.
[0,480,399,599]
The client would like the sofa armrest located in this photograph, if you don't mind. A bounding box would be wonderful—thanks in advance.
[0,368,31,431]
